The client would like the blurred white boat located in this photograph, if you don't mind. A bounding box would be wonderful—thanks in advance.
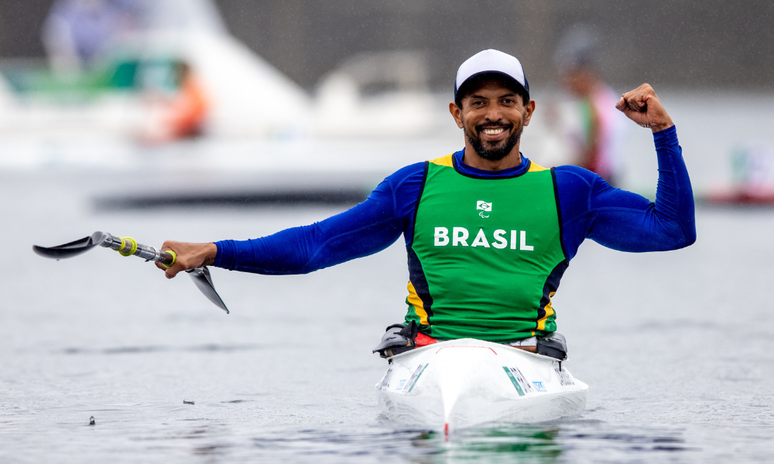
[314,50,439,137]
[0,0,313,142]
[376,338,588,430]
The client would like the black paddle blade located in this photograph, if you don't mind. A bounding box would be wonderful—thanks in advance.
[33,232,108,260]
[186,267,229,314]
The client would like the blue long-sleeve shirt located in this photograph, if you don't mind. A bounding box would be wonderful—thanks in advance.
[214,126,695,275]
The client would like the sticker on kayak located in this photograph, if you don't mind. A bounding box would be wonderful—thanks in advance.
[553,365,574,386]
[377,368,394,391]
[403,363,428,394]
[532,381,547,392]
[502,366,534,396]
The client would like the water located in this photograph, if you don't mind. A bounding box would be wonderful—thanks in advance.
[1,169,774,463]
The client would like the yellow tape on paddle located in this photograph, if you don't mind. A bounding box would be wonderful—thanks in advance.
[118,236,138,257]
[162,250,177,269]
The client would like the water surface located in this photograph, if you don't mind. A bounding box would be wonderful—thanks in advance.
[1,171,773,463]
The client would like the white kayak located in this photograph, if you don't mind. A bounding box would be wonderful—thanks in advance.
[375,338,588,429]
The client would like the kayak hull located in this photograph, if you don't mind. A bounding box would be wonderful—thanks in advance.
[376,338,588,429]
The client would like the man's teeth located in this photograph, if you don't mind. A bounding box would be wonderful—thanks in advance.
[483,128,505,135]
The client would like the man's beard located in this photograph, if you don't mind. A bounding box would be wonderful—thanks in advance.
[464,122,523,161]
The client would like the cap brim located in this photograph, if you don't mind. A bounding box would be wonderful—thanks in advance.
[455,71,530,102]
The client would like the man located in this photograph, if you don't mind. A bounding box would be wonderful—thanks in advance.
[156,49,695,357]
[556,26,627,186]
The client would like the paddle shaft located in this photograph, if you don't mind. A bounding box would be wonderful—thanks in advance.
[34,231,228,312]
[99,233,175,266]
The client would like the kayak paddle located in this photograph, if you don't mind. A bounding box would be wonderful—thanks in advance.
[33,231,229,314]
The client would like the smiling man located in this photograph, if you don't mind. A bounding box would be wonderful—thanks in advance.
[156,49,696,358]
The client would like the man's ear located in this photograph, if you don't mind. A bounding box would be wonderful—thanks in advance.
[523,100,536,127]
[449,102,464,129]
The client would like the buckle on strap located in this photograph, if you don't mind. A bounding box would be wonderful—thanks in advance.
[372,321,418,358]
[536,333,568,360]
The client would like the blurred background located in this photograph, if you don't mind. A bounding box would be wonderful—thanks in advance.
[1,0,773,199]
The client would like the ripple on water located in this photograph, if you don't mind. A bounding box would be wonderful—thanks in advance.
[58,344,264,355]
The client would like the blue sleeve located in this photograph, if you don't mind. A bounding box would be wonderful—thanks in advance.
[212,163,425,275]
[556,125,696,259]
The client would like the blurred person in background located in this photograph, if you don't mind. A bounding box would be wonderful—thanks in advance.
[165,62,208,140]
[139,61,209,144]
[555,26,627,187]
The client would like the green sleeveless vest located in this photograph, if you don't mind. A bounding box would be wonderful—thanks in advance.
[404,154,568,342]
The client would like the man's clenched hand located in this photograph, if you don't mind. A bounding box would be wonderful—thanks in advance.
[154,241,218,278]
[616,83,674,133]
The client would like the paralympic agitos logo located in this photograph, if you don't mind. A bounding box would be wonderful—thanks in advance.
[477,200,492,218]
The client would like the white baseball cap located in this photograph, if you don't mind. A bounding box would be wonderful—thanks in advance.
[454,49,530,103]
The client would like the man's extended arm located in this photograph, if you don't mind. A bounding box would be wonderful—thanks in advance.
[212,193,403,275]
[156,163,425,278]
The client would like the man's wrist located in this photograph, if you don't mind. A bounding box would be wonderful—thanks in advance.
[653,124,678,148]
[202,242,218,266]
[651,120,675,133]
